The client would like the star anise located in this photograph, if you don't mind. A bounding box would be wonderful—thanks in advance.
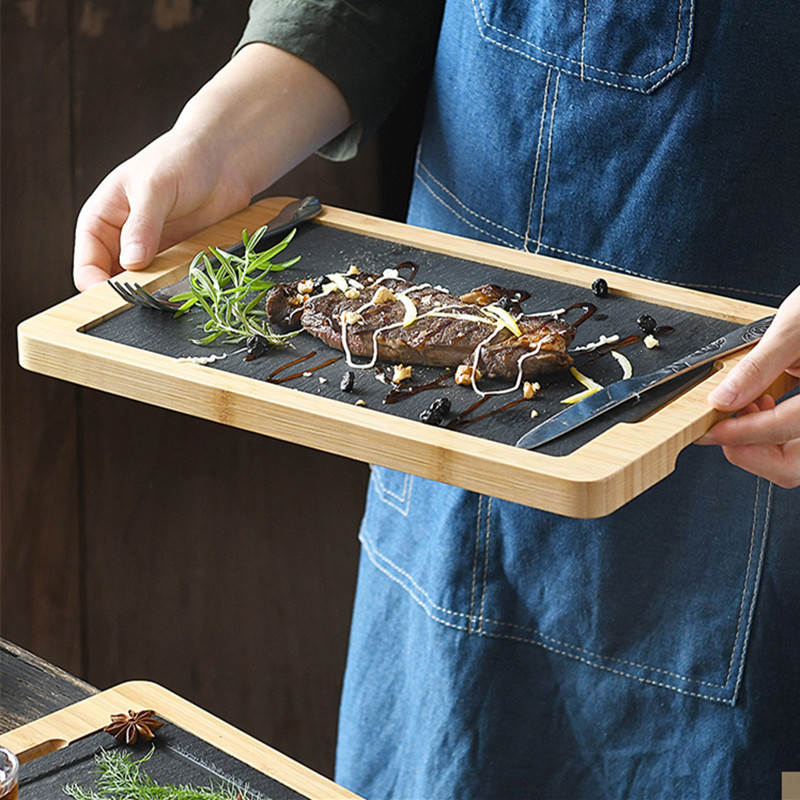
[104,709,165,744]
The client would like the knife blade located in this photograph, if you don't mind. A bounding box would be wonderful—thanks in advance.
[515,314,775,450]
[149,195,322,303]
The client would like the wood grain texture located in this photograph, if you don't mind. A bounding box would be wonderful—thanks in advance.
[0,681,364,798]
[0,0,83,674]
[0,640,97,735]
[3,1,392,781]
[18,197,790,518]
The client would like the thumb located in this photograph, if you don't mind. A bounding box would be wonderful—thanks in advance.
[709,290,800,411]
[118,188,173,270]
[708,345,778,411]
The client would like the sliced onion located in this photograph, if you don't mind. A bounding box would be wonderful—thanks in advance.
[560,366,603,404]
[397,293,418,327]
[484,304,523,337]
[611,350,633,379]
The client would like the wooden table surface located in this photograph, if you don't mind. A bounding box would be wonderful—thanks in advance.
[0,638,96,734]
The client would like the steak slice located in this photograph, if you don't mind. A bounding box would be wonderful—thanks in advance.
[265,271,575,381]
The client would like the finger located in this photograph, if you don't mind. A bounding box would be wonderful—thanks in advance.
[709,288,800,411]
[706,391,800,447]
[721,440,800,489]
[118,190,174,271]
[73,210,124,292]
[694,399,766,445]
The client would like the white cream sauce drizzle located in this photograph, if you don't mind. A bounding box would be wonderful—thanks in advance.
[330,273,559,398]
[467,334,554,397]
[175,353,227,365]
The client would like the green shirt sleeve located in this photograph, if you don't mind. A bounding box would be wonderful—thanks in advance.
[234,0,443,160]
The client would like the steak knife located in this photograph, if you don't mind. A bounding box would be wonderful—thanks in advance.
[515,315,775,450]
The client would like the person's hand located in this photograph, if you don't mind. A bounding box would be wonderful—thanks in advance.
[699,285,800,488]
[73,133,252,291]
[73,43,353,292]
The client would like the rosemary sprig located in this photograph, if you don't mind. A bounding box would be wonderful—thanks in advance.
[170,225,301,347]
[63,747,251,799]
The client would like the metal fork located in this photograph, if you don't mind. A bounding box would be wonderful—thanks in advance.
[108,279,183,311]
[107,195,322,311]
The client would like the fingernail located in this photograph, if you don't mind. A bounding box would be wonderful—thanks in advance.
[709,383,738,408]
[121,243,146,266]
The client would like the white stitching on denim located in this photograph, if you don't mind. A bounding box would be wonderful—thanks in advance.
[523,68,552,252]
[732,481,772,701]
[535,71,560,255]
[360,530,473,624]
[477,476,767,691]
[416,158,523,243]
[362,468,768,694]
[534,240,784,300]
[360,530,736,705]
[468,494,483,633]
[579,0,588,81]
[371,468,412,516]
[477,496,492,633]
[721,478,761,686]
[413,156,786,301]
[472,0,692,85]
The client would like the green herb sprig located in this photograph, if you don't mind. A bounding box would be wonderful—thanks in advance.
[63,747,251,799]
[170,225,301,347]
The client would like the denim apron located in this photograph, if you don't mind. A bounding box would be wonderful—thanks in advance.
[336,1,800,798]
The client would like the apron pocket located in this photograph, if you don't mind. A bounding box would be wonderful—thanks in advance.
[362,447,770,706]
[472,0,694,92]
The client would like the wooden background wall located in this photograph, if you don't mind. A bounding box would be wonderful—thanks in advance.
[1,0,424,779]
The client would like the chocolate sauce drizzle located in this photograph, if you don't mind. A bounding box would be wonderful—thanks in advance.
[585,325,675,363]
[267,352,343,383]
[447,396,528,430]
[394,261,419,282]
[377,370,453,404]
[563,302,597,327]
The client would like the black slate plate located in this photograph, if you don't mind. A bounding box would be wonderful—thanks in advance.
[19,719,308,799]
[87,224,737,456]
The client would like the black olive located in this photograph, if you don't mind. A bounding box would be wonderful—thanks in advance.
[340,370,355,393]
[636,313,657,334]
[495,295,514,311]
[312,275,327,292]
[591,277,609,298]
[244,334,268,361]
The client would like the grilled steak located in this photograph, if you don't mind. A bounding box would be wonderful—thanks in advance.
[265,270,575,381]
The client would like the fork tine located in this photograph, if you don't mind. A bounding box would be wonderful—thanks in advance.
[131,283,173,310]
[109,278,181,311]
[109,279,139,306]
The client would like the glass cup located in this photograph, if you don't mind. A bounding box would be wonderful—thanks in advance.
[0,746,18,800]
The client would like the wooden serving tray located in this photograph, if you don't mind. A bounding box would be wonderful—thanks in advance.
[0,681,361,799]
[17,197,790,517]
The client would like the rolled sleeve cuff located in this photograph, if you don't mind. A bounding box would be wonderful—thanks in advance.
[235,0,441,160]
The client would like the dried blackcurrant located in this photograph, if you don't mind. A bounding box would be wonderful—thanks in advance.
[591,277,609,298]
[636,313,657,334]
[340,370,355,393]
[244,334,268,361]
[419,407,440,425]
[430,397,451,415]
[419,396,451,425]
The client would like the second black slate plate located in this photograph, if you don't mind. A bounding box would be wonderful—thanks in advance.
[19,719,308,799]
